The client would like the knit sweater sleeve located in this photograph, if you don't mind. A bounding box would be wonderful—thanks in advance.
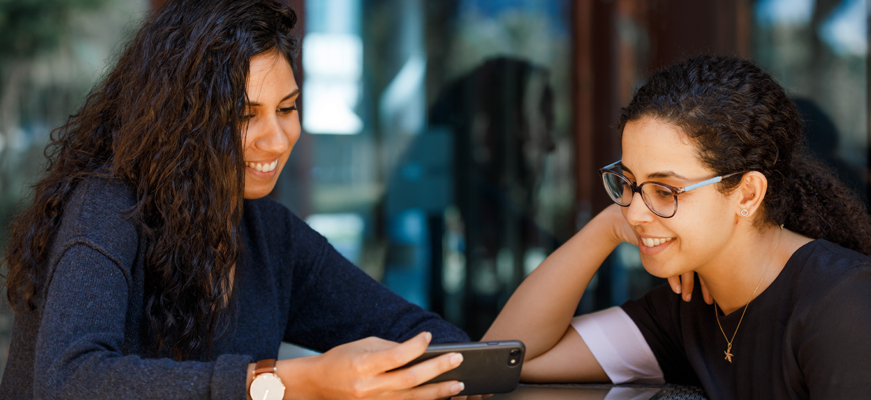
[34,242,250,400]
[277,209,469,350]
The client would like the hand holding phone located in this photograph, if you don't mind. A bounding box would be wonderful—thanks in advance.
[402,340,525,396]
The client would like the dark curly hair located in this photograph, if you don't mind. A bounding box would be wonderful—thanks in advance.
[2,0,299,360]
[619,55,871,255]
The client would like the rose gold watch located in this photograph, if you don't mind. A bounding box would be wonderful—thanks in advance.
[249,359,285,400]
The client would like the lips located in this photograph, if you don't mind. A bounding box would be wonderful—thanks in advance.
[637,235,675,256]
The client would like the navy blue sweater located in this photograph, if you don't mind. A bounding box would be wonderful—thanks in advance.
[0,177,469,399]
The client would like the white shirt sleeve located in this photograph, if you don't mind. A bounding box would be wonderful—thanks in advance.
[571,306,665,384]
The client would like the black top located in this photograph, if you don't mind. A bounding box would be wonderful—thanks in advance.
[622,239,871,400]
[0,177,469,399]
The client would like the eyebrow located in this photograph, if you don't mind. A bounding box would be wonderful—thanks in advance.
[618,162,690,181]
[246,88,300,107]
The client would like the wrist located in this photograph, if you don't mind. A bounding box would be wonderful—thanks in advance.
[273,356,315,400]
[592,204,629,249]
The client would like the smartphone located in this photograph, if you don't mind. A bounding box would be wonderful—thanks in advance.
[403,340,525,396]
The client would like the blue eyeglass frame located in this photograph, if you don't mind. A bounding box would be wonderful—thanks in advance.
[598,160,746,218]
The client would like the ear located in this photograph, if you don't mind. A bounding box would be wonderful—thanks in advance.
[735,171,767,218]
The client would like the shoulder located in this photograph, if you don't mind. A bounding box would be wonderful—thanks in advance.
[784,242,871,390]
[60,174,139,235]
[50,175,140,275]
[790,240,871,300]
[787,239,871,329]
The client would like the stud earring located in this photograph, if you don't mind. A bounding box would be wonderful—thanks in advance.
[740,209,749,217]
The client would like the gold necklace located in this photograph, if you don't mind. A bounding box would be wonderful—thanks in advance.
[714,224,783,363]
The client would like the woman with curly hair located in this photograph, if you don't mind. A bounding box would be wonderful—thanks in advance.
[482,55,871,399]
[0,1,469,399]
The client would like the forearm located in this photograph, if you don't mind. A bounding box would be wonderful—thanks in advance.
[481,207,623,360]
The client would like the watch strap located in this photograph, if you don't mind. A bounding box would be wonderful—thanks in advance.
[253,358,277,377]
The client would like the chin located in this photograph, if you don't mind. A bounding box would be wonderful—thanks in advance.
[640,258,680,279]
[243,187,274,199]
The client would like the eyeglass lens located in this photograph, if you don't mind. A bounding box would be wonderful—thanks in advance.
[601,172,676,217]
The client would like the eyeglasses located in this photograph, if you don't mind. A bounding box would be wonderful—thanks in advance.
[598,160,745,218]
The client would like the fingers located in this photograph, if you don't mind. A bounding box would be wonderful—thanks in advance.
[668,273,694,302]
[680,272,693,302]
[382,351,463,392]
[367,331,432,373]
[407,380,464,400]
[667,275,681,295]
[700,276,713,305]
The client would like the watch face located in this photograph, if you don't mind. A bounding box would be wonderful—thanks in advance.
[250,373,285,400]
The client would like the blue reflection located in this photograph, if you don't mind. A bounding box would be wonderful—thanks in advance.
[755,0,814,27]
[459,0,569,33]
[383,209,430,309]
[819,0,867,56]
[306,0,360,34]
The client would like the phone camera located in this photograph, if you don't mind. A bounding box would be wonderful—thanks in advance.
[508,348,522,367]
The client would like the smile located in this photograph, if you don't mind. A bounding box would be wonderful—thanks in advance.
[245,160,278,172]
[640,237,674,247]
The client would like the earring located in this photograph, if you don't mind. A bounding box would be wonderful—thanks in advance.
[740,209,749,217]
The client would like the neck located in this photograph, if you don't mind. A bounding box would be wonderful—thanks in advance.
[697,224,784,315]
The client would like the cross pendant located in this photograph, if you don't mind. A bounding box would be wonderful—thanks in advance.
[724,343,733,363]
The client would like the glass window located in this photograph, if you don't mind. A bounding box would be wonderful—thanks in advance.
[753,0,868,202]
[280,0,574,339]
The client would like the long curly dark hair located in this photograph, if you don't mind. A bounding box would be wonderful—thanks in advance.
[619,55,871,255]
[2,0,299,360]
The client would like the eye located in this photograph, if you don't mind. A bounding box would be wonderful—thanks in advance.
[278,106,297,115]
[240,114,254,122]
[655,188,672,198]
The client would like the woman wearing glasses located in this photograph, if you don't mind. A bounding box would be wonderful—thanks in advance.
[481,56,871,399]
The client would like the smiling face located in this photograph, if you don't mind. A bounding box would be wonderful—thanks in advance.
[241,52,301,199]
[620,117,740,278]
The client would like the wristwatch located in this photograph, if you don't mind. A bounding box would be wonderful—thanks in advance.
[249,359,285,400]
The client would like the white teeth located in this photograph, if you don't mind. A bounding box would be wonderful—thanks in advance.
[642,237,673,247]
[246,161,278,172]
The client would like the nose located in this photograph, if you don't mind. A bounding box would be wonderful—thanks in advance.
[254,115,291,154]
[623,191,654,225]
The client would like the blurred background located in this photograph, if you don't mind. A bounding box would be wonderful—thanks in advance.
[0,0,868,376]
